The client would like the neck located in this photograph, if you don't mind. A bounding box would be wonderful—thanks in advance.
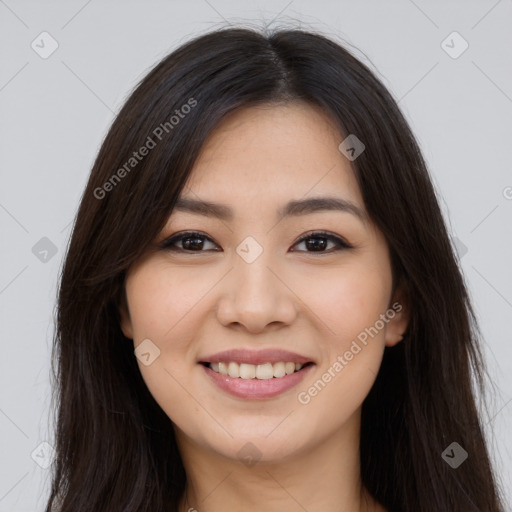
[175,413,384,512]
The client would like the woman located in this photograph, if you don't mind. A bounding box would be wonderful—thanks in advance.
[44,26,505,511]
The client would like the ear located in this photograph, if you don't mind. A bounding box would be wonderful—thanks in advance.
[384,280,409,347]
[119,290,134,340]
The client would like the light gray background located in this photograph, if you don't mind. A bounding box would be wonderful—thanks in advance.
[1,0,511,510]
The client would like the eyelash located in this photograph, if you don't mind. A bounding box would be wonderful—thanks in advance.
[158,230,353,255]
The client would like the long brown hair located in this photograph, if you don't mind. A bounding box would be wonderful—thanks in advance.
[45,26,506,511]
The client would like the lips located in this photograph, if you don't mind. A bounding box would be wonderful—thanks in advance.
[199,348,315,399]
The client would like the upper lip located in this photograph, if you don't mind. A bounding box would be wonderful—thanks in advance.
[199,348,313,365]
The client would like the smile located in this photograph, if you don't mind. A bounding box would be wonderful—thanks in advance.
[200,360,314,400]
[206,361,309,379]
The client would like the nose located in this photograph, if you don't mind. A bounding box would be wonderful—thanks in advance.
[215,246,297,334]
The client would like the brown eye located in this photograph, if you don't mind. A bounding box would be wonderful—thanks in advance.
[291,231,352,253]
[159,231,219,252]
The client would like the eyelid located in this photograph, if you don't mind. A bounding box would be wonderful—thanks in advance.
[158,230,220,252]
[158,230,353,253]
[292,230,353,250]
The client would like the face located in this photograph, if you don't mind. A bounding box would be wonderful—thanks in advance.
[120,102,408,463]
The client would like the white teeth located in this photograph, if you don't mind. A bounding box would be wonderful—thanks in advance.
[273,362,286,378]
[227,361,239,378]
[239,363,256,379]
[208,361,305,379]
[285,362,295,375]
[256,363,274,380]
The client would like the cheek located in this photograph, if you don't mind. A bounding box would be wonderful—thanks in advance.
[125,262,211,343]
[297,267,390,418]
[125,263,219,421]
[296,262,391,346]
[296,271,388,421]
[295,262,390,411]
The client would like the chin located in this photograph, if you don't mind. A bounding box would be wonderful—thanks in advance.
[215,436,306,465]
[200,418,312,463]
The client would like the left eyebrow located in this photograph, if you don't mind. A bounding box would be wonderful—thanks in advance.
[173,196,369,224]
[278,196,369,224]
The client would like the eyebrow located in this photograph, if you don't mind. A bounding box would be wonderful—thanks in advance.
[173,196,368,224]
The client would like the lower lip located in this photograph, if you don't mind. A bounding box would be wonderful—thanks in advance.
[202,363,314,399]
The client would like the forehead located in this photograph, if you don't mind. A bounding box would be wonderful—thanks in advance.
[183,102,365,208]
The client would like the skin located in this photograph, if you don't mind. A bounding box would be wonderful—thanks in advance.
[120,101,409,512]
